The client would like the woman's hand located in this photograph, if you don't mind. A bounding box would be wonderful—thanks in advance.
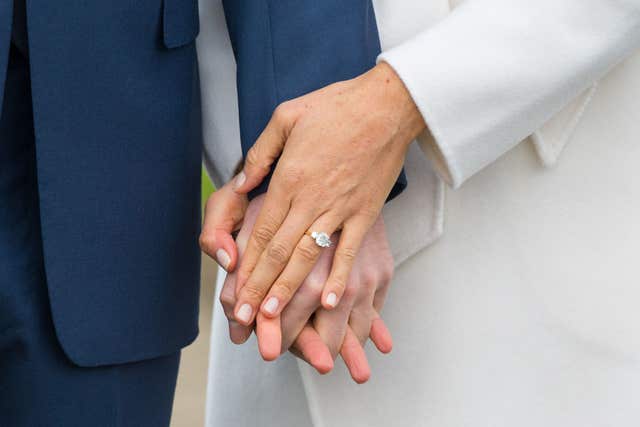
[199,180,248,273]
[231,62,425,325]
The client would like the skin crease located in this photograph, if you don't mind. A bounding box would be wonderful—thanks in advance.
[230,62,426,329]
[200,185,393,383]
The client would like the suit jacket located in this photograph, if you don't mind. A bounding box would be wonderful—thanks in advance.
[200,0,640,267]
[0,0,202,366]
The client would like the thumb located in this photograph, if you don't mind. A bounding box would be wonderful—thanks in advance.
[199,183,248,272]
[233,103,295,194]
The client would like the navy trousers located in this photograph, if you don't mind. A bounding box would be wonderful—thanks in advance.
[0,4,180,426]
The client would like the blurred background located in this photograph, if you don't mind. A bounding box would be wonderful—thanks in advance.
[170,171,217,427]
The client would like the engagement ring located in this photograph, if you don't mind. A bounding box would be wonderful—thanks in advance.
[307,231,332,248]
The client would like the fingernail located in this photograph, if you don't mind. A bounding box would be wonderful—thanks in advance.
[215,249,231,270]
[263,297,279,314]
[233,171,246,190]
[236,303,253,323]
[326,292,338,308]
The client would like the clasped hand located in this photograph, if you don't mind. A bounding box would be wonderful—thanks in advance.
[201,186,393,382]
[200,62,425,381]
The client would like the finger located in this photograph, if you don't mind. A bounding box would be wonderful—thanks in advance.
[255,313,281,361]
[233,190,291,323]
[199,186,248,272]
[369,315,393,354]
[219,271,253,344]
[259,214,342,319]
[348,298,376,347]
[340,327,371,384]
[233,103,296,193]
[235,190,290,294]
[372,283,391,314]
[321,219,372,309]
[228,320,253,345]
[312,303,352,359]
[279,273,326,352]
[219,268,238,320]
[291,324,334,374]
[236,207,319,324]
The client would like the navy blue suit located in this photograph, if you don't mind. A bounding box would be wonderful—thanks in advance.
[0,0,202,368]
[1,0,199,424]
[0,0,397,424]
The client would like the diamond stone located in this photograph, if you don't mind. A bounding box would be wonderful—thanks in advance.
[311,231,332,248]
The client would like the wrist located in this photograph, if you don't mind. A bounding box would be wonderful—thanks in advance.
[365,62,427,146]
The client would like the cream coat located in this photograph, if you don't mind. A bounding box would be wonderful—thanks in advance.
[200,0,640,425]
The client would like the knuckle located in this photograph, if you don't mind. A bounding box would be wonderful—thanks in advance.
[219,293,235,311]
[272,102,295,125]
[241,283,266,302]
[244,147,259,167]
[358,206,380,222]
[341,281,357,300]
[274,279,297,299]
[245,146,270,173]
[280,164,304,187]
[361,271,378,287]
[380,264,394,285]
[302,280,324,300]
[266,241,290,265]
[198,233,215,253]
[236,269,251,287]
[252,224,276,247]
[337,246,357,264]
[297,241,320,263]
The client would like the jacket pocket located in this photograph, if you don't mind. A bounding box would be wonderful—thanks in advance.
[163,0,200,49]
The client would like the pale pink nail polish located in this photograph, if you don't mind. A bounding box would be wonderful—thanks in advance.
[232,171,246,190]
[326,292,338,308]
[236,303,252,323]
[215,249,231,270]
[263,297,279,314]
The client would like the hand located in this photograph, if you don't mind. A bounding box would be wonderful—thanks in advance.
[231,62,425,326]
[200,188,394,383]
[255,213,394,383]
[199,180,248,272]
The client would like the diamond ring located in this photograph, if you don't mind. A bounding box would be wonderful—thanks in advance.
[306,231,332,248]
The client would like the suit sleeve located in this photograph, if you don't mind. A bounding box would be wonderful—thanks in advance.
[379,0,640,188]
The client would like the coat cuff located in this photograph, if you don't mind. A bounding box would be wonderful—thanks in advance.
[378,0,640,189]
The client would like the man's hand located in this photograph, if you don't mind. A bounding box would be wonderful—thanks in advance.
[200,189,394,383]
[231,62,425,325]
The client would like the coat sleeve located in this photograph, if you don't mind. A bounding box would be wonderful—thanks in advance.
[379,0,640,188]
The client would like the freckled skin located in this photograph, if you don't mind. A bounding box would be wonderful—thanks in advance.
[229,63,425,334]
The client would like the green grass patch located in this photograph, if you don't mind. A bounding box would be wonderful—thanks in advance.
[202,168,215,206]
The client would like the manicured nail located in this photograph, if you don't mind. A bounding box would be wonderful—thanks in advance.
[236,303,253,323]
[233,171,246,190]
[326,292,338,308]
[263,297,279,314]
[215,249,231,270]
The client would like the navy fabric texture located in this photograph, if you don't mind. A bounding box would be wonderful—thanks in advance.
[223,0,408,201]
[0,0,202,367]
[0,0,402,372]
[0,36,180,427]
